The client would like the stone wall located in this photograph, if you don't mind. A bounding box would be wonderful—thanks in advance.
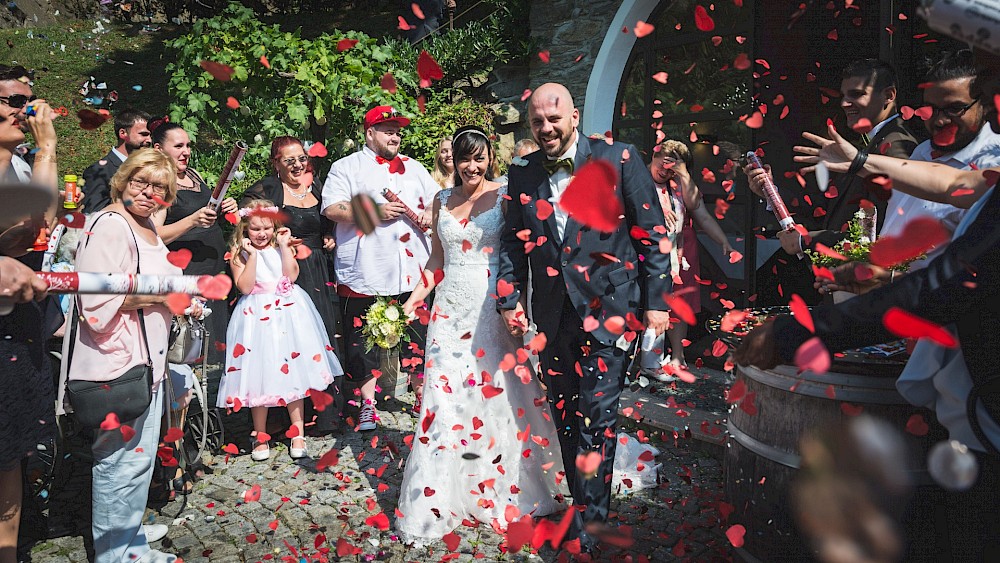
[490,0,623,151]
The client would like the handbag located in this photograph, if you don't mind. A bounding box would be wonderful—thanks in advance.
[167,314,206,365]
[65,212,155,429]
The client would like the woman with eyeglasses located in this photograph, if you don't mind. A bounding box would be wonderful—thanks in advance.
[68,148,189,563]
[241,136,343,433]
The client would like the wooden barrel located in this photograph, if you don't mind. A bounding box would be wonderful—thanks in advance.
[725,363,946,562]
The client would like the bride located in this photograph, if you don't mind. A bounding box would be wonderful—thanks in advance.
[395,126,566,545]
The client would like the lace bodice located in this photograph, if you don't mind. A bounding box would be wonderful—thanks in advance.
[436,185,506,268]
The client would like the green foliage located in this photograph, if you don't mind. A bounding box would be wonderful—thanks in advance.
[164,1,508,197]
[405,96,498,171]
[805,209,915,272]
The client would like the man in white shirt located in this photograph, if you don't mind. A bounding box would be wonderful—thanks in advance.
[882,49,1000,268]
[322,105,437,431]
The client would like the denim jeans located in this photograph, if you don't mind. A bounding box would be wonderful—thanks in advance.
[91,381,163,563]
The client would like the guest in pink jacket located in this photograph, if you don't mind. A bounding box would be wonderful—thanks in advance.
[68,148,185,563]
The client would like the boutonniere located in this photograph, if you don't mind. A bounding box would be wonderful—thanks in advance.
[511,156,529,167]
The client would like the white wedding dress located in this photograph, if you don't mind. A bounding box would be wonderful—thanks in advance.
[395,186,567,545]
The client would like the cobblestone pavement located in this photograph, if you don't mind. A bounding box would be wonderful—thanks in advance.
[28,389,733,563]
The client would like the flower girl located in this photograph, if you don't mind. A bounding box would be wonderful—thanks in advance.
[217,201,343,460]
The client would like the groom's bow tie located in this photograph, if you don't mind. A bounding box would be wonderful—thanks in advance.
[376,155,406,174]
[543,158,574,176]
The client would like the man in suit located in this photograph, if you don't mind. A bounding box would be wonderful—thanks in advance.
[81,108,151,213]
[496,82,672,553]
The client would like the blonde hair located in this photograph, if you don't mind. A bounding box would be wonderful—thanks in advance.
[109,148,178,205]
[229,199,283,266]
[431,136,453,188]
[656,140,693,169]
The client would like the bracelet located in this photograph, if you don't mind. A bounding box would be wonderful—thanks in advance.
[847,149,868,177]
[33,153,57,163]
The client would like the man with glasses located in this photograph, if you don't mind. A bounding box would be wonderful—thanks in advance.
[878,50,1000,269]
[83,108,152,213]
[322,105,437,432]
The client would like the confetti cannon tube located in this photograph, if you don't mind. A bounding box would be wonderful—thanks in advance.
[41,223,66,272]
[745,152,797,231]
[208,141,248,211]
[36,272,205,295]
[382,188,430,233]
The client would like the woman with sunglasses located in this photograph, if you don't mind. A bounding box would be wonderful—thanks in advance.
[0,64,60,563]
[242,136,343,433]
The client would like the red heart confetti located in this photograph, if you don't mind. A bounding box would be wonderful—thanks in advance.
[933,123,958,147]
[417,50,444,88]
[380,72,398,94]
[634,20,655,37]
[198,274,233,300]
[575,451,602,477]
[225,96,240,110]
[882,307,957,348]
[316,448,340,471]
[868,217,949,268]
[166,248,192,269]
[163,426,184,443]
[789,294,814,333]
[905,413,929,436]
[100,412,120,430]
[337,38,359,51]
[308,142,328,158]
[538,50,550,63]
[120,425,136,441]
[166,293,191,315]
[559,160,622,232]
[199,60,234,81]
[794,336,830,374]
[77,109,110,130]
[694,5,715,31]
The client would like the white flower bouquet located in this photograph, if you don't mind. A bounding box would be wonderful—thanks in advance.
[362,297,410,352]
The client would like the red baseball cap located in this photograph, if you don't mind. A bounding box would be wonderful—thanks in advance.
[364,105,411,131]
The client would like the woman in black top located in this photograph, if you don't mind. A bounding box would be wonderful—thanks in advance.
[242,136,343,432]
[151,122,237,362]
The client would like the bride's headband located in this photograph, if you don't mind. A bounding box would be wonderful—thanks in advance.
[238,206,278,218]
[453,128,491,143]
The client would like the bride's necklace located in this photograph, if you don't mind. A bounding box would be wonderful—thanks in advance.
[284,182,309,200]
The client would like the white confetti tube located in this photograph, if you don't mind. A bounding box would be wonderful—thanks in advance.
[36,272,205,295]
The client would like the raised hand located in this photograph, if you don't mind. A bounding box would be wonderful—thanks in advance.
[794,122,859,176]
[742,163,772,199]
[219,197,239,215]
[275,227,292,247]
[241,238,256,256]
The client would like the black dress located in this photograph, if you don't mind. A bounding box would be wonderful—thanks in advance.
[242,176,344,429]
[163,170,230,360]
[0,253,57,471]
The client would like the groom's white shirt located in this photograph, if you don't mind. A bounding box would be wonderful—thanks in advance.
[547,131,580,242]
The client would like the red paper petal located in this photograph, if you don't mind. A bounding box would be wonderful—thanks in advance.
[308,142,328,158]
[199,60,234,81]
[166,248,193,269]
[794,337,830,374]
[933,123,958,147]
[726,524,746,548]
[336,38,359,51]
[198,274,233,300]
[380,72,398,94]
[664,292,696,325]
[633,20,655,37]
[882,307,957,348]
[868,217,949,267]
[77,109,110,130]
[166,293,192,315]
[694,5,715,31]
[558,160,622,232]
[259,55,270,69]
[789,294,814,333]
[225,96,240,109]
[417,50,444,87]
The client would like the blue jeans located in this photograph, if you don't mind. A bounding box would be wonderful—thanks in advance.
[91,381,163,563]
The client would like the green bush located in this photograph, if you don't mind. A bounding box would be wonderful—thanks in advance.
[406,96,498,171]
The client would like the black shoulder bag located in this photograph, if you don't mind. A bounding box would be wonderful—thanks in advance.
[65,212,154,429]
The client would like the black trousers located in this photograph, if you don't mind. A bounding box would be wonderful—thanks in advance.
[338,291,429,399]
[538,296,634,551]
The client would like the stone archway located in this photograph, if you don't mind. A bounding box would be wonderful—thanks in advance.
[581,0,660,134]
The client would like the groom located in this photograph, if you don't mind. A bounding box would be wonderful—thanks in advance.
[497,82,672,553]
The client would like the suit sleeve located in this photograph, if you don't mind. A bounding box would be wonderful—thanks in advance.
[82,161,112,214]
[620,144,671,311]
[496,168,528,311]
[776,188,1000,361]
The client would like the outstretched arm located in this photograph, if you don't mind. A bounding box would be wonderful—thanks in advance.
[404,197,444,314]
[795,122,994,209]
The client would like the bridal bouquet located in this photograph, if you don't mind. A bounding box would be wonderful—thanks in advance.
[362,297,410,352]
[804,206,915,270]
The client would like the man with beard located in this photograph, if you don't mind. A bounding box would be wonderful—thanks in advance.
[82,108,151,213]
[322,105,436,432]
[879,49,1000,269]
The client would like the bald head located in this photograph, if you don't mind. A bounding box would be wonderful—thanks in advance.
[527,82,580,157]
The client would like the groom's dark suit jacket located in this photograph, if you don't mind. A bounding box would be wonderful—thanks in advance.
[497,135,672,346]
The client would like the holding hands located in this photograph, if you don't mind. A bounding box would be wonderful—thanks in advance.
[502,302,529,338]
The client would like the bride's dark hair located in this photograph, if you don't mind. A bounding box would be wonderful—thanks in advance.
[451,125,495,186]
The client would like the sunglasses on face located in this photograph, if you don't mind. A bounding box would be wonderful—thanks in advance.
[280,155,309,166]
[0,94,38,109]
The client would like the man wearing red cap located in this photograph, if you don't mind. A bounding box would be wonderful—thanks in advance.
[322,105,437,431]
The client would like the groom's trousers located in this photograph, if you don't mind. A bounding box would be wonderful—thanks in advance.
[538,296,635,550]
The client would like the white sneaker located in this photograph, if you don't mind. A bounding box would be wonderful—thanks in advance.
[358,401,378,431]
[143,524,168,543]
[138,549,177,563]
[641,367,677,383]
